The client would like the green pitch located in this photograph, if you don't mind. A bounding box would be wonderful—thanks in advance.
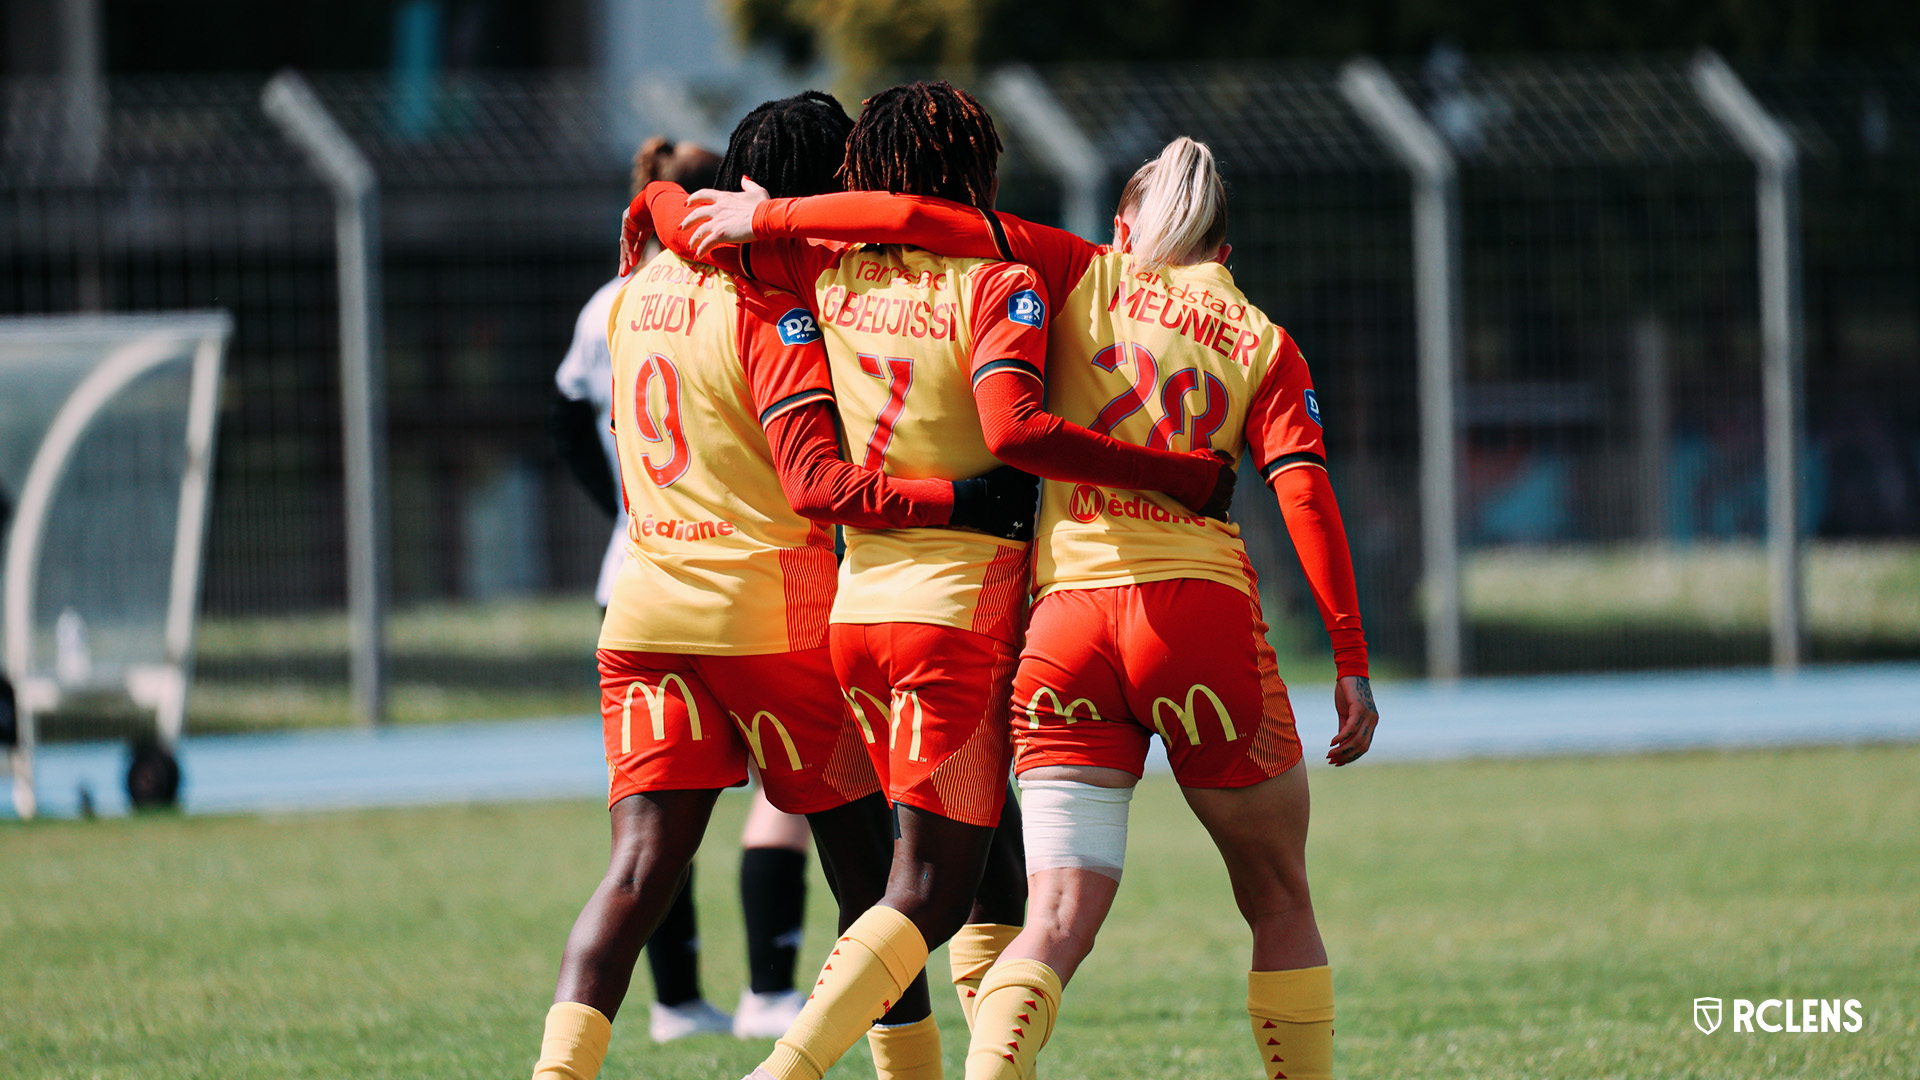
[3,744,1914,1078]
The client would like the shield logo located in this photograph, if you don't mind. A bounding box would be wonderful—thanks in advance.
[1694,998,1722,1035]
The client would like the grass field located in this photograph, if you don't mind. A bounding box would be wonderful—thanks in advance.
[4,744,1915,1079]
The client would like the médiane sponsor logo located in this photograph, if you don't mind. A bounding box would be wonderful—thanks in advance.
[1067,483,1207,527]
[636,514,737,542]
[1110,276,1262,366]
[819,284,960,341]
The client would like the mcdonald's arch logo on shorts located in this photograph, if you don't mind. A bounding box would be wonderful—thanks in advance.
[1150,683,1238,746]
[620,674,704,753]
[1067,484,1103,523]
[732,709,804,772]
[889,689,927,762]
[844,687,888,745]
[1022,685,1102,728]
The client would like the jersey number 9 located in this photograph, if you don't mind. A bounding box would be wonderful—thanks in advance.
[634,352,691,487]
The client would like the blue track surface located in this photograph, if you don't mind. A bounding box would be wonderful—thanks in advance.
[7,663,1918,819]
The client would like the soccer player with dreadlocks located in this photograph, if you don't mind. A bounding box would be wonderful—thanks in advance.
[665,134,1380,1080]
[624,81,1239,1080]
[528,91,1038,1080]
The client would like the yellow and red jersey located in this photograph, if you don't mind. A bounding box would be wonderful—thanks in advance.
[1034,253,1323,597]
[744,192,1365,676]
[598,249,841,655]
[736,240,1051,644]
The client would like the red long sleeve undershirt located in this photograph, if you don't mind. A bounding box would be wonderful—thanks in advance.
[632,182,1221,512]
[762,400,954,529]
[973,371,1217,508]
[626,185,750,278]
[1270,464,1368,678]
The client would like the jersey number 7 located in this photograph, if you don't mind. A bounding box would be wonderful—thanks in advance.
[856,352,914,470]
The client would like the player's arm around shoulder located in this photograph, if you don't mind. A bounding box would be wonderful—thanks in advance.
[733,277,1025,540]
[732,277,835,433]
[964,260,1052,389]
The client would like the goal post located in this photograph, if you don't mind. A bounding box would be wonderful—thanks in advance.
[1,312,229,819]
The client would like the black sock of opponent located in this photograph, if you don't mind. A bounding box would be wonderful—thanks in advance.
[645,869,702,1006]
[740,847,808,994]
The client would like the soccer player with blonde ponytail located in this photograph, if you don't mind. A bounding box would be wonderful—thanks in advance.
[1112,135,1229,273]
[677,133,1381,1080]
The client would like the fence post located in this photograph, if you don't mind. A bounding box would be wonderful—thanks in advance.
[988,65,1106,241]
[262,71,390,726]
[1692,50,1805,673]
[59,0,104,181]
[1340,57,1465,682]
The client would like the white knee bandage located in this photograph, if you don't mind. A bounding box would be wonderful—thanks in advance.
[1017,778,1135,880]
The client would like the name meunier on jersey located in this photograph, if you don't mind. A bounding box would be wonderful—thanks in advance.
[1106,273,1265,367]
[1037,253,1326,598]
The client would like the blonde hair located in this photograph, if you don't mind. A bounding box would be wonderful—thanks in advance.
[1113,137,1227,272]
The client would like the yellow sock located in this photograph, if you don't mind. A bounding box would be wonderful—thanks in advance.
[962,959,1062,1080]
[532,1001,612,1080]
[948,924,1023,1029]
[1247,966,1335,1080]
[762,906,929,1080]
[867,1014,944,1080]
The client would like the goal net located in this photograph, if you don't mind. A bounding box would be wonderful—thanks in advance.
[0,313,229,818]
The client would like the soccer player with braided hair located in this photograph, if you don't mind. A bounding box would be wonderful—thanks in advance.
[625,81,1239,1080]
[670,134,1380,1080]
[528,91,1038,1080]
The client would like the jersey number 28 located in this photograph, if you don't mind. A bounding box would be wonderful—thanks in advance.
[1088,341,1229,450]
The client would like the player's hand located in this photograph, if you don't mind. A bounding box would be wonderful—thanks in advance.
[1327,675,1378,766]
[684,177,769,256]
[618,199,651,276]
[1177,449,1237,521]
[949,466,1040,542]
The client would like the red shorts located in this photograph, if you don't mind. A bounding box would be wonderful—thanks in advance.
[1010,578,1302,788]
[829,622,1017,828]
[598,648,881,814]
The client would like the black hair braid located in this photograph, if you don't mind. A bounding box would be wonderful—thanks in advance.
[714,90,854,199]
[840,81,1001,209]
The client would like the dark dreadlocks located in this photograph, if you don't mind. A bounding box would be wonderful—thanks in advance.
[713,90,854,199]
[840,81,1002,209]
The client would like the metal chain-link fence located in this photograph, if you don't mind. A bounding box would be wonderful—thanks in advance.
[1025,56,1920,678]
[3,58,1916,735]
